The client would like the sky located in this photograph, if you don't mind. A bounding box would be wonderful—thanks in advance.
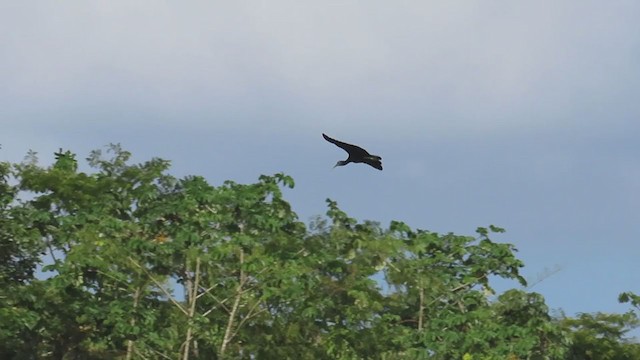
[2,1,639,334]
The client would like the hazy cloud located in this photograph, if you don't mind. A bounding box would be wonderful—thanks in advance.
[2,1,639,139]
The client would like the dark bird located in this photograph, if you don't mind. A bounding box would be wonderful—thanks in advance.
[322,133,383,170]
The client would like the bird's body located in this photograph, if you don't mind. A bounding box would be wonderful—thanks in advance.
[322,133,383,170]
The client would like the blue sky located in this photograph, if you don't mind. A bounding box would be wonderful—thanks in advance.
[2,1,639,333]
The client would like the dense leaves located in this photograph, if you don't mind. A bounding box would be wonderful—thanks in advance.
[0,146,637,359]
[560,311,640,360]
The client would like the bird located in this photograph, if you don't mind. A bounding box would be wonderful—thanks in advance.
[322,133,383,170]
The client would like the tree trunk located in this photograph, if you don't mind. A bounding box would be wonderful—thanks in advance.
[219,248,245,358]
[126,286,142,360]
[182,257,201,360]
[418,286,424,331]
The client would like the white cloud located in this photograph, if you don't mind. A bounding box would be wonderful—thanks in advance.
[1,1,639,139]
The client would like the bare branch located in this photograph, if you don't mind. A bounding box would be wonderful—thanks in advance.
[144,347,173,360]
[182,256,201,360]
[418,286,424,331]
[219,248,245,357]
[128,257,188,316]
[525,265,563,290]
[201,293,231,316]
[230,300,267,341]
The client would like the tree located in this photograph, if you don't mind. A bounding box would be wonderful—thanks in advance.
[1,145,636,359]
[561,311,640,360]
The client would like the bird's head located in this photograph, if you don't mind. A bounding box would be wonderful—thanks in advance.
[333,160,348,168]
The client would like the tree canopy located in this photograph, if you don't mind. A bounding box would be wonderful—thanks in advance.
[1,145,638,359]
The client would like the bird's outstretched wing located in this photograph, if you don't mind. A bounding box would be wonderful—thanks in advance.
[364,157,383,170]
[322,133,370,156]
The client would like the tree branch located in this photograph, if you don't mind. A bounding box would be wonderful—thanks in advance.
[182,256,201,360]
[128,257,188,316]
[219,248,245,358]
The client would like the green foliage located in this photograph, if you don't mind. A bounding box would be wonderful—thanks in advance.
[0,145,635,359]
[620,291,640,312]
[560,312,640,360]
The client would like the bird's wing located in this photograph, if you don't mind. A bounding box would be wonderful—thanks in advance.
[364,157,383,170]
[322,133,369,156]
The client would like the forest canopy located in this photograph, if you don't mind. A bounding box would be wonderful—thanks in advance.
[1,145,638,359]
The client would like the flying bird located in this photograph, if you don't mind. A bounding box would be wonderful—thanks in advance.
[322,133,383,170]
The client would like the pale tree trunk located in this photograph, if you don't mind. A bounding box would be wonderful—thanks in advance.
[128,257,186,359]
[219,248,245,358]
[182,257,201,360]
[418,286,425,331]
[125,286,142,360]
